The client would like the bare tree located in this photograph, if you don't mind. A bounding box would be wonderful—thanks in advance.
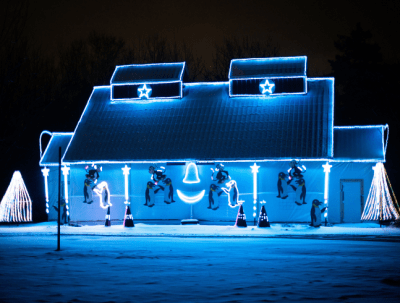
[206,36,280,81]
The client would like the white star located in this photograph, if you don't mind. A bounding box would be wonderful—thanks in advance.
[259,79,275,94]
[250,163,260,174]
[322,163,332,173]
[137,84,152,98]
[41,167,50,177]
[122,165,131,176]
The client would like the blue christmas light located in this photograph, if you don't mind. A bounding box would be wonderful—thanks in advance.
[137,84,152,99]
[177,190,205,203]
[259,79,275,94]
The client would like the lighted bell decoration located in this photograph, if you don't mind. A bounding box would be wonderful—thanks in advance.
[235,204,247,227]
[183,162,200,184]
[105,206,111,227]
[258,205,270,228]
[123,205,134,227]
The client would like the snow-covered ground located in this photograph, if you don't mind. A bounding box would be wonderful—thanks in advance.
[1,221,400,239]
[1,222,399,302]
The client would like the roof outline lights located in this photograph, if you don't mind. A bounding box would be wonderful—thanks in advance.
[39,132,74,166]
[111,81,183,101]
[62,87,99,164]
[61,157,385,166]
[185,82,229,86]
[39,130,52,158]
[334,124,388,161]
[228,56,308,79]
[110,62,186,84]
[228,78,307,98]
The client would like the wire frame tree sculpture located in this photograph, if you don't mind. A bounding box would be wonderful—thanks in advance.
[0,171,32,222]
[362,163,400,221]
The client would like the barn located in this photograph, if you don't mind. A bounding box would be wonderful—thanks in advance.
[39,56,388,224]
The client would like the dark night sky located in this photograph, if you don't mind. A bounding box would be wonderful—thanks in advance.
[27,0,400,75]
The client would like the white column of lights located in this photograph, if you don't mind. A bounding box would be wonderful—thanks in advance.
[41,167,50,214]
[122,165,131,204]
[362,163,400,221]
[322,162,332,221]
[0,171,32,222]
[250,163,260,218]
[61,166,70,217]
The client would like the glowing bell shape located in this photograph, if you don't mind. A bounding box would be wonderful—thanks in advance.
[183,163,200,184]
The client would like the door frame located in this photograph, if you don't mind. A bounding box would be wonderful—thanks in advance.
[340,179,364,223]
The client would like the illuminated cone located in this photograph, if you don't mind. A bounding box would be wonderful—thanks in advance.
[123,205,134,227]
[235,204,247,227]
[258,205,270,228]
[105,206,111,227]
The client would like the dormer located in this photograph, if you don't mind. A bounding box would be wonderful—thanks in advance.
[110,62,186,101]
[228,56,307,97]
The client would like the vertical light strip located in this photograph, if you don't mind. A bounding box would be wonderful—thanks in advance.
[61,166,70,216]
[250,163,260,218]
[122,165,131,204]
[322,163,332,220]
[41,167,50,214]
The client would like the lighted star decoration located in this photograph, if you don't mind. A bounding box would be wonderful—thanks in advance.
[122,165,131,176]
[137,84,152,98]
[41,167,49,177]
[322,163,332,173]
[259,79,275,94]
[250,163,260,174]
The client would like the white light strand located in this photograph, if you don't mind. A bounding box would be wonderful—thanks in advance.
[0,171,32,222]
[322,163,332,219]
[250,163,260,217]
[61,166,70,216]
[361,163,399,221]
[122,165,131,204]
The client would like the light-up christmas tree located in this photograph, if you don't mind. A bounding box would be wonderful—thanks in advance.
[362,163,400,222]
[0,171,32,222]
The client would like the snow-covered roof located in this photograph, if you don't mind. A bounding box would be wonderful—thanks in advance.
[62,78,334,164]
